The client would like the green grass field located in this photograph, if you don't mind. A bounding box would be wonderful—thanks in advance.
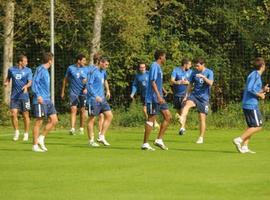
[0,126,270,200]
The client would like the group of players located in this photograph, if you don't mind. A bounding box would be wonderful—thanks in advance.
[4,50,268,153]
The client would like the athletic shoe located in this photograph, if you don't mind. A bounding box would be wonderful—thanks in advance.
[69,128,76,135]
[13,131,20,141]
[154,122,160,129]
[141,143,155,151]
[23,133,29,141]
[97,136,110,146]
[154,139,168,150]
[89,141,100,147]
[32,145,45,153]
[233,138,244,153]
[38,137,48,151]
[178,128,186,136]
[196,136,204,144]
[79,128,84,135]
[242,146,256,154]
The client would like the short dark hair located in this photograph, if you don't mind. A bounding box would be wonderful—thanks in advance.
[93,53,101,65]
[253,57,265,70]
[194,57,205,65]
[42,52,54,63]
[17,54,27,63]
[154,50,166,61]
[181,58,190,66]
[76,54,86,62]
[138,62,146,68]
[99,57,109,64]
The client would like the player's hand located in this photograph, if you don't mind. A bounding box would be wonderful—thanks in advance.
[130,94,134,100]
[258,92,266,100]
[83,89,87,95]
[106,91,111,99]
[158,96,165,104]
[22,85,28,93]
[4,82,8,87]
[196,74,205,79]
[61,92,65,99]
[96,96,102,103]
[37,96,43,104]
[163,90,168,97]
[264,84,270,93]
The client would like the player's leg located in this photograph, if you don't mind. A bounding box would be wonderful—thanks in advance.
[179,100,196,131]
[98,108,113,146]
[32,117,44,152]
[196,113,206,144]
[87,115,99,146]
[98,113,104,135]
[10,108,20,141]
[142,103,156,150]
[79,96,87,134]
[70,105,77,135]
[22,111,30,141]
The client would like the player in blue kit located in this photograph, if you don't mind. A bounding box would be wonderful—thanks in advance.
[61,54,88,135]
[130,62,160,129]
[233,57,269,153]
[85,58,112,147]
[142,50,172,151]
[179,58,214,144]
[4,55,32,141]
[31,52,58,152]
[171,58,192,135]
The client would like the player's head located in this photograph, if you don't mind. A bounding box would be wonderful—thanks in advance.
[17,54,28,67]
[181,58,191,71]
[194,57,205,71]
[76,54,86,66]
[154,50,166,64]
[93,53,101,65]
[138,62,146,73]
[99,57,109,70]
[253,57,265,71]
[42,52,54,67]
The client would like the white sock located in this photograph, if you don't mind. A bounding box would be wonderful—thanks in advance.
[79,127,84,131]
[24,132,28,135]
[99,134,105,140]
[235,137,243,143]
[89,139,94,143]
[39,135,45,142]
[156,139,162,143]
[33,144,39,149]
[70,128,75,132]
[15,130,20,134]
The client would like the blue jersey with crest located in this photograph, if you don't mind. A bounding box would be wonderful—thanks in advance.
[131,71,149,97]
[7,66,32,100]
[171,67,192,97]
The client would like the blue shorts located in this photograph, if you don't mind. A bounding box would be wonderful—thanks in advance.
[87,100,111,116]
[187,95,209,114]
[243,108,262,127]
[70,95,87,108]
[32,102,57,118]
[146,102,169,115]
[140,95,146,106]
[173,96,185,110]
[10,99,31,112]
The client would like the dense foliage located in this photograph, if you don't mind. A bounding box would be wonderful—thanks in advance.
[1,0,270,113]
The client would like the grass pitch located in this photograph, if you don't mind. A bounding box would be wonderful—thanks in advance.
[0,127,269,200]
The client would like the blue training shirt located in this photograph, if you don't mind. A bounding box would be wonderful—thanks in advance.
[65,64,88,96]
[86,67,107,103]
[190,68,214,102]
[171,67,192,97]
[32,65,51,104]
[131,71,149,97]
[145,62,163,103]
[242,70,262,110]
[7,66,32,100]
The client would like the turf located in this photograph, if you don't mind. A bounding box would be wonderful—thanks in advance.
[0,126,269,200]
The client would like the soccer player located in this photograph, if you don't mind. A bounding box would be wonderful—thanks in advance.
[31,52,58,152]
[179,58,214,144]
[233,57,269,153]
[86,58,112,147]
[142,50,172,151]
[4,55,32,141]
[61,54,88,135]
[171,58,192,135]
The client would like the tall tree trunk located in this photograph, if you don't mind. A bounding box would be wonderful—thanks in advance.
[89,0,104,65]
[3,1,15,104]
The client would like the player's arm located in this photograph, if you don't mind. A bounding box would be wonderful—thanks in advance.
[130,76,138,99]
[171,77,189,85]
[104,80,110,99]
[247,74,265,99]
[61,77,68,99]
[4,69,11,87]
[32,70,44,104]
[196,74,213,86]
[88,72,102,102]
[152,81,164,104]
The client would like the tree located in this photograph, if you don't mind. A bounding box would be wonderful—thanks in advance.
[2,0,14,104]
[89,0,104,65]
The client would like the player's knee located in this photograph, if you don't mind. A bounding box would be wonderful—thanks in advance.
[146,121,154,127]
[10,111,18,118]
[165,113,172,123]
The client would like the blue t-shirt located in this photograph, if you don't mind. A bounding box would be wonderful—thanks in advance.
[82,65,107,80]
[65,64,88,96]
[32,65,51,104]
[242,70,262,110]
[171,67,192,97]
[145,62,163,103]
[190,68,214,102]
[86,67,107,103]
[131,71,149,97]
[7,66,32,100]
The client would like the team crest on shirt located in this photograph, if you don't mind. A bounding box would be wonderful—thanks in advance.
[142,81,146,86]
[199,78,204,84]
[205,105,209,113]
[15,74,22,80]
[76,73,80,78]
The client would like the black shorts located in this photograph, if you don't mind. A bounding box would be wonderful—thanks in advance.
[70,95,87,108]
[243,108,262,127]
[10,99,31,112]
[187,95,209,115]
[32,102,57,118]
[87,100,111,116]
[173,96,185,110]
[146,102,169,115]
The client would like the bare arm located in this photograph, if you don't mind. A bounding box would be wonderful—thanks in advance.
[152,81,164,104]
[61,77,68,99]
[104,80,111,99]
[196,74,213,86]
